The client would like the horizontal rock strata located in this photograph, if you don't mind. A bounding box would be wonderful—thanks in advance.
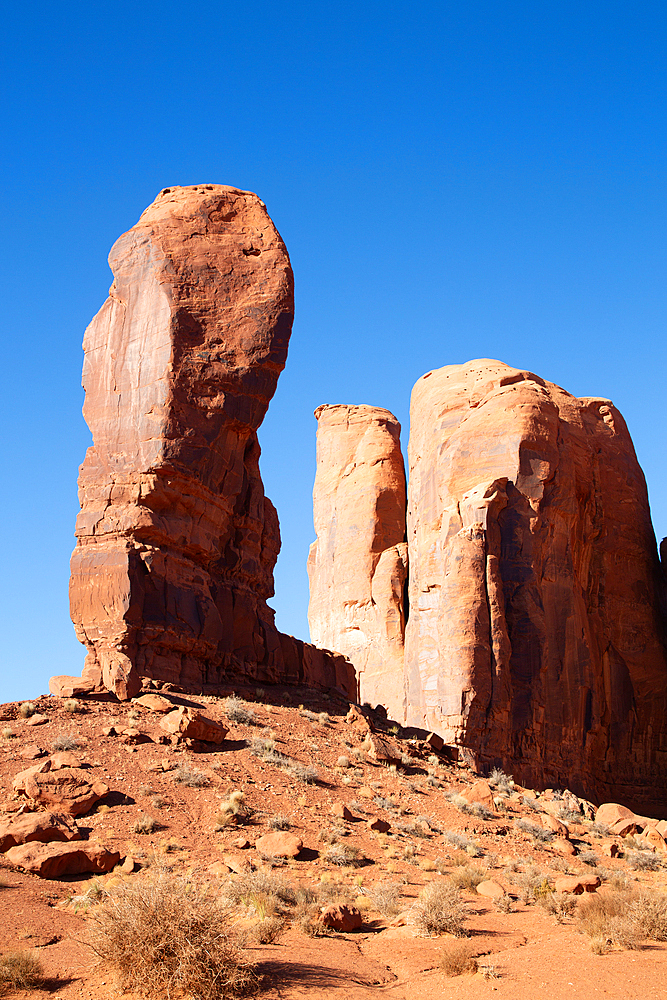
[308,404,407,718]
[66,184,354,701]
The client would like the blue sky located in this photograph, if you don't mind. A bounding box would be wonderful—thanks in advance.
[1,2,665,702]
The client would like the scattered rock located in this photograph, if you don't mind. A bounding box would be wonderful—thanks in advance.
[476,879,505,899]
[20,746,47,760]
[367,818,391,833]
[101,726,118,737]
[0,811,81,852]
[159,707,228,744]
[460,780,495,809]
[551,839,577,856]
[19,767,109,817]
[596,803,636,827]
[358,786,374,799]
[117,855,136,874]
[609,818,640,837]
[331,802,354,821]
[25,714,48,727]
[319,904,363,932]
[255,832,302,858]
[553,875,600,895]
[426,732,444,752]
[5,841,120,878]
[538,814,569,838]
[132,694,174,713]
[208,860,233,877]
[362,732,400,763]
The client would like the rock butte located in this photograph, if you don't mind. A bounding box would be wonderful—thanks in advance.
[307,404,407,719]
[309,360,667,812]
[59,184,354,702]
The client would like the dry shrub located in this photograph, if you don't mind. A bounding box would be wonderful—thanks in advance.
[440,940,477,977]
[629,891,667,940]
[220,870,296,910]
[324,843,362,867]
[412,882,469,937]
[0,950,44,994]
[538,892,578,923]
[450,864,486,890]
[133,815,159,835]
[249,916,284,944]
[576,890,642,953]
[215,791,251,829]
[364,881,402,916]
[172,765,210,788]
[268,814,290,830]
[224,696,256,726]
[52,734,80,751]
[63,698,81,713]
[88,872,254,999]
[18,702,35,719]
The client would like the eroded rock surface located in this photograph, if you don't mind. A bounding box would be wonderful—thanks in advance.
[307,404,407,718]
[65,184,354,701]
[403,359,667,811]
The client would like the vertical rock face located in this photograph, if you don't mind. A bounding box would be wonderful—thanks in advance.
[404,359,667,810]
[307,405,407,718]
[68,184,354,700]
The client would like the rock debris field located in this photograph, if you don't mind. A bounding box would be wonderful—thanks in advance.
[1,685,667,999]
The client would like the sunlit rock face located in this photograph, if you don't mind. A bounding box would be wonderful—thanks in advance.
[68,184,355,701]
[307,404,407,719]
[404,359,667,811]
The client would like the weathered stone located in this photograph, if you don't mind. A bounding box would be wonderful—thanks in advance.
[538,814,569,838]
[609,818,640,837]
[401,360,667,812]
[308,404,407,719]
[596,803,635,827]
[5,840,120,878]
[553,875,600,894]
[319,903,363,932]
[0,811,81,852]
[367,818,391,833]
[460,780,495,810]
[331,802,354,821]
[551,838,577,856]
[159,707,228,743]
[476,879,505,899]
[63,184,356,702]
[132,694,174,713]
[255,832,302,858]
[362,732,399,763]
[18,765,108,817]
[25,714,48,727]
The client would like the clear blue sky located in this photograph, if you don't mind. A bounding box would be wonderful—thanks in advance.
[1,2,665,702]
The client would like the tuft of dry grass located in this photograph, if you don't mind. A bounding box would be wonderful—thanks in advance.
[324,843,362,867]
[0,950,44,994]
[440,940,477,977]
[0,729,15,741]
[171,765,210,788]
[63,698,81,713]
[215,791,251,830]
[18,702,35,719]
[577,889,644,953]
[132,815,160,835]
[88,872,254,999]
[224,696,256,726]
[450,865,486,891]
[268,814,291,831]
[538,892,578,923]
[364,881,402,916]
[52,734,80,751]
[249,916,284,944]
[412,882,469,937]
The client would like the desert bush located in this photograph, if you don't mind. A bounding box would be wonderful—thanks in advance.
[442,830,474,852]
[576,890,642,953]
[88,872,254,999]
[0,950,44,994]
[223,696,256,726]
[336,756,350,768]
[171,765,210,788]
[439,940,477,977]
[625,849,661,872]
[629,891,667,940]
[516,818,553,842]
[0,729,15,740]
[450,865,486,891]
[151,794,168,810]
[557,807,582,823]
[578,850,599,867]
[52,734,80,751]
[373,795,396,811]
[215,791,251,829]
[513,868,550,905]
[18,702,35,719]
[220,870,296,910]
[324,843,362,867]
[63,698,81,713]
[538,892,578,923]
[364,881,402,916]
[137,785,155,798]
[268,814,291,831]
[287,762,319,784]
[488,767,513,793]
[468,802,495,821]
[426,775,441,788]
[521,796,543,812]
[412,882,468,937]
[133,815,159,835]
[249,916,284,944]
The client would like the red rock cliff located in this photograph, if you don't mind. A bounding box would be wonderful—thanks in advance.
[65,185,354,700]
[307,405,407,718]
[404,359,667,811]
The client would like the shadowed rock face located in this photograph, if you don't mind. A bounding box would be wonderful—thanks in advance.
[68,184,354,700]
[404,359,667,811]
[307,405,407,719]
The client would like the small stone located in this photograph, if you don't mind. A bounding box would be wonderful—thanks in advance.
[426,732,444,752]
[367,818,390,833]
[20,747,47,760]
[117,855,136,874]
[476,879,505,899]
[101,726,118,737]
[539,814,569,838]
[208,860,232,876]
[234,837,250,849]
[358,786,374,799]
[609,818,640,837]
[319,904,362,932]
[25,714,48,727]
[601,840,620,858]
[331,802,354,821]
[255,832,302,858]
[0,811,81,852]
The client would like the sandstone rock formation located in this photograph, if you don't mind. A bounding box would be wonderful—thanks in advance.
[402,359,667,809]
[310,359,667,812]
[307,405,407,718]
[64,184,354,701]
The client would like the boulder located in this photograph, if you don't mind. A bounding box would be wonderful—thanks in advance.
[319,904,363,932]
[255,832,302,858]
[0,811,81,852]
[63,184,355,703]
[609,818,640,837]
[20,767,109,817]
[538,814,569,838]
[159,707,228,743]
[362,732,399,763]
[460,780,495,810]
[331,802,354,821]
[551,839,577,856]
[307,404,408,720]
[476,879,505,899]
[553,875,600,895]
[25,714,48,727]
[596,803,636,827]
[5,841,120,878]
[367,818,391,833]
[132,694,174,713]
